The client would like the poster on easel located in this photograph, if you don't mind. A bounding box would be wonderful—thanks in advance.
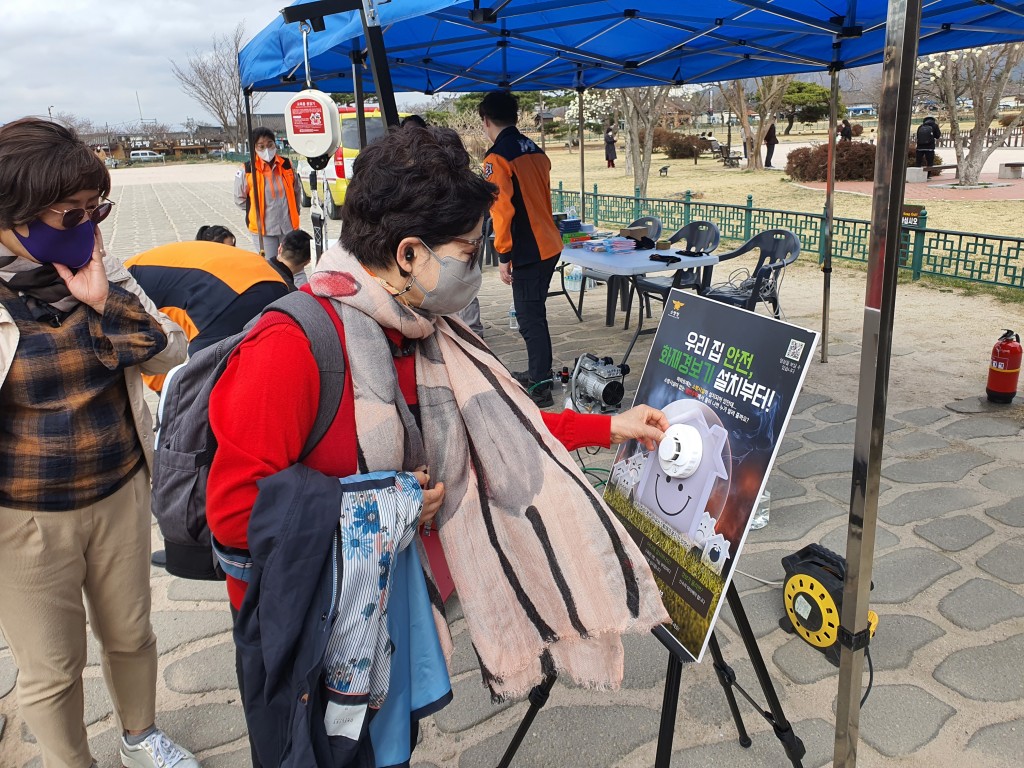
[605,291,818,662]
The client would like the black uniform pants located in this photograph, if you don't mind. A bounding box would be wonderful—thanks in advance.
[512,255,559,383]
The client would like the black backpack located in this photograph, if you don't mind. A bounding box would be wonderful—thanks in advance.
[916,123,934,147]
[151,291,345,580]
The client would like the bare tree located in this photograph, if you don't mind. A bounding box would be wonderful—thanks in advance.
[719,76,793,170]
[916,43,1024,185]
[51,111,96,135]
[171,23,263,147]
[616,86,673,197]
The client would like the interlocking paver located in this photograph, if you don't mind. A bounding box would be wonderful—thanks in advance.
[894,406,951,427]
[986,498,1024,527]
[870,548,960,603]
[851,684,955,757]
[882,451,993,483]
[966,718,1024,763]
[937,577,1024,631]
[867,614,945,671]
[980,466,1024,495]
[976,536,1024,585]
[879,486,981,526]
[934,633,1024,702]
[164,642,237,694]
[914,515,993,551]
[939,416,1022,439]
[778,449,854,479]
[0,656,15,699]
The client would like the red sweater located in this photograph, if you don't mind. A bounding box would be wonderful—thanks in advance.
[207,294,611,609]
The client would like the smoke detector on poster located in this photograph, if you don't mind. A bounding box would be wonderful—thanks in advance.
[629,399,730,545]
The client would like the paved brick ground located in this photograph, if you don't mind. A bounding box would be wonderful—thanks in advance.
[1,165,1022,767]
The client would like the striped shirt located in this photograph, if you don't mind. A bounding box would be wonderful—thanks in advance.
[0,284,167,511]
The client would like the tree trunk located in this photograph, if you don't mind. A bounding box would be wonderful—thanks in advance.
[616,86,672,198]
[785,113,795,135]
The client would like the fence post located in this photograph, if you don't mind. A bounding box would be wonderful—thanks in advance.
[744,194,753,240]
[819,204,828,265]
[593,184,599,226]
[911,209,928,281]
[556,181,563,212]
[633,186,641,220]
[684,190,692,226]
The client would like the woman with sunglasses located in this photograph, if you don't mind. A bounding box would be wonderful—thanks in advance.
[0,118,196,768]
[206,125,670,767]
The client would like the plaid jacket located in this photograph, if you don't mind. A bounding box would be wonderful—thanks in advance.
[0,284,168,510]
[1,252,188,508]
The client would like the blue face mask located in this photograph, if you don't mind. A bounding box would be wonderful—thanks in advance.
[14,219,95,270]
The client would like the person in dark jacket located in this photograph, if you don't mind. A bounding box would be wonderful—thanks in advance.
[604,124,618,168]
[915,117,942,167]
[840,119,853,142]
[268,228,313,290]
[196,224,236,246]
[763,123,779,168]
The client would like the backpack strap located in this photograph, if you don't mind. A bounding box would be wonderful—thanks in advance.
[259,291,346,461]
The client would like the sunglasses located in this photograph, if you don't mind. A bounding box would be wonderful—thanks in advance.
[451,234,486,249]
[48,199,115,229]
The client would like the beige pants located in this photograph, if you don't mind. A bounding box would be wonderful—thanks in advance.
[0,468,157,768]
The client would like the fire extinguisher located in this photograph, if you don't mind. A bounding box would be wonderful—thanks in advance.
[986,330,1021,404]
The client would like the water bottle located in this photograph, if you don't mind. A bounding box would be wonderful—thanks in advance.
[565,265,582,292]
[508,301,519,330]
[749,490,771,530]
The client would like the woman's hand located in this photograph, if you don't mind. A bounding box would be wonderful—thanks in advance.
[53,228,109,314]
[412,468,445,528]
[609,405,669,451]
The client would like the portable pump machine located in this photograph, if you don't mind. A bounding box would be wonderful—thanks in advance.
[284,89,341,255]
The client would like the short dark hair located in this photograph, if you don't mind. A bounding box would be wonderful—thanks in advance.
[0,118,111,229]
[280,229,313,265]
[252,127,276,145]
[478,91,519,127]
[401,114,428,129]
[195,224,235,243]
[339,126,497,271]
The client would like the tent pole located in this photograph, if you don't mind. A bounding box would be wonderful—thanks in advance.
[538,91,546,152]
[833,0,923,765]
[243,87,265,257]
[352,47,368,149]
[359,0,399,126]
[821,68,839,363]
[577,88,586,222]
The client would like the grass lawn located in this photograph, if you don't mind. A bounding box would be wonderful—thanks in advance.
[544,139,1023,238]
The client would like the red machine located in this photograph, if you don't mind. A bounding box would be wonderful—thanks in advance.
[986,330,1021,404]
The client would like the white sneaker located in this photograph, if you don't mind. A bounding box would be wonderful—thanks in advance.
[120,728,201,767]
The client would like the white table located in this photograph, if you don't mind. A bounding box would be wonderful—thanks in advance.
[559,247,719,364]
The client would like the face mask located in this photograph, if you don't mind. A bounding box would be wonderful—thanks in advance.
[410,240,482,315]
[257,146,277,163]
[14,219,95,269]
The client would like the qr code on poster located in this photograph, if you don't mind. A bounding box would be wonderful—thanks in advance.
[785,339,805,362]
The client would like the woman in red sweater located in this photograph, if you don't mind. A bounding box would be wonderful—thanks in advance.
[207,125,668,768]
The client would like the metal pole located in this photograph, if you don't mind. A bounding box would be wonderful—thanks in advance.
[834,0,923,765]
[360,0,400,127]
[243,88,265,257]
[351,46,368,149]
[577,88,586,222]
[538,91,546,152]
[821,68,840,363]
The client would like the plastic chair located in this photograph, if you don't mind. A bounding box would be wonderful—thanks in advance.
[623,221,721,329]
[701,229,801,318]
[577,215,663,321]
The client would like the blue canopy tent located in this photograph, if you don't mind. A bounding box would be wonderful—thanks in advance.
[239,3,1024,767]
[241,1,1024,94]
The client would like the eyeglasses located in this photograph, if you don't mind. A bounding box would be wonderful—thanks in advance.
[48,199,115,229]
[451,234,485,249]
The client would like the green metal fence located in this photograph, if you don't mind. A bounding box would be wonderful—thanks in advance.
[552,184,1024,290]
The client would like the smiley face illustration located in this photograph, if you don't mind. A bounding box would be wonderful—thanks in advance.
[635,399,730,542]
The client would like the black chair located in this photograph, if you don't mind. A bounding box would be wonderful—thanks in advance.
[576,215,663,323]
[623,221,721,330]
[701,229,801,318]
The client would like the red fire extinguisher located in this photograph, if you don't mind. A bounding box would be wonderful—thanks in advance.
[986,330,1021,404]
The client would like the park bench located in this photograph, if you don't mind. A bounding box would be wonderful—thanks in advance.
[719,145,742,168]
[998,162,1024,179]
[659,165,670,176]
[906,164,958,183]
[925,164,958,178]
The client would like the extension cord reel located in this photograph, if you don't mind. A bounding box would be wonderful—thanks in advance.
[779,544,877,666]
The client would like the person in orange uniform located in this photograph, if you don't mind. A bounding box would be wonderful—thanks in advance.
[233,128,304,285]
[479,91,563,406]
[125,240,290,392]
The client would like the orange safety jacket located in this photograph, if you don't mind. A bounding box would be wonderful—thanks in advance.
[244,155,300,235]
[482,126,562,267]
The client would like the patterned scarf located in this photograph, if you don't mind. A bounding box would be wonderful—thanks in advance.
[310,245,668,701]
[0,246,79,317]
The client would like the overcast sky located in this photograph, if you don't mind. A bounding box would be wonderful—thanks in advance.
[0,0,426,130]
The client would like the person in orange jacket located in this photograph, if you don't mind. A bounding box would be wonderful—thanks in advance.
[479,91,563,406]
[233,128,305,285]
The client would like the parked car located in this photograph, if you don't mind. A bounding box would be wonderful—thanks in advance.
[297,108,401,220]
[208,149,226,159]
[129,150,165,163]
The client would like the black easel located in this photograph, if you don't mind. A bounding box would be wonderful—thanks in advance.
[654,582,805,767]
[495,583,804,768]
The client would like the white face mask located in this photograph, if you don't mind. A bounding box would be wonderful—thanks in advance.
[256,146,277,163]
[409,240,482,315]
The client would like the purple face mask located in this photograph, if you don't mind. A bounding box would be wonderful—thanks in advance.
[14,219,95,270]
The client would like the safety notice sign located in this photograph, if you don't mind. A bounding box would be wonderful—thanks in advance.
[290,99,327,135]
